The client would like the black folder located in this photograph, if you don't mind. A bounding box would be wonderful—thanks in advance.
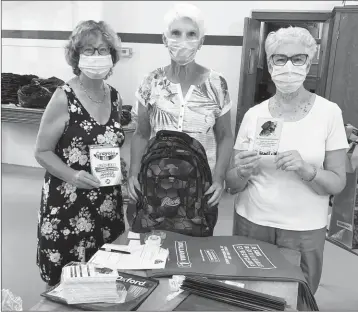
[143,231,319,311]
[178,276,286,311]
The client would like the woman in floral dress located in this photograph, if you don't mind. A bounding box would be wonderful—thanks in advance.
[34,20,125,286]
[128,3,234,209]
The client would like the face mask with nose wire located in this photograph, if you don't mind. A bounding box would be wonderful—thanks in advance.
[78,54,113,79]
[166,36,200,66]
[270,60,309,94]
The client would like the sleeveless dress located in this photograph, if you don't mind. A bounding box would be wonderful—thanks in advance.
[36,83,125,286]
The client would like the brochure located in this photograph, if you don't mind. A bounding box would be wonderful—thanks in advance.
[41,263,159,311]
[253,118,283,156]
[89,145,122,187]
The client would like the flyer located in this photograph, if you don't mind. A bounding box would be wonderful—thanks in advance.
[88,243,169,270]
[89,145,122,187]
[253,118,284,156]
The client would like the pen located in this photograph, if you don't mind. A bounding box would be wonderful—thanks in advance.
[100,247,131,255]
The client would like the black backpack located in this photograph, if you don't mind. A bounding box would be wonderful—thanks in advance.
[127,130,218,237]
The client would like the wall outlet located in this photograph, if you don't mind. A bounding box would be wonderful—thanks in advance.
[120,47,133,58]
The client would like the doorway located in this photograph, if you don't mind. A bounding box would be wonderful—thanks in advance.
[254,21,322,105]
[235,10,332,136]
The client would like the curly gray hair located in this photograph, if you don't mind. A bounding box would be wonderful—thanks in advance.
[265,26,318,62]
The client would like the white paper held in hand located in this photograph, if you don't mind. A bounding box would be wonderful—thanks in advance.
[89,145,122,187]
[253,118,284,156]
[240,142,250,151]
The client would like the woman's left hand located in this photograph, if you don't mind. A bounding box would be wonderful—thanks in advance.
[275,150,314,180]
[205,181,224,207]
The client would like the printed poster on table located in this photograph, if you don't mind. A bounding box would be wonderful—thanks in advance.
[253,118,283,156]
[146,231,307,282]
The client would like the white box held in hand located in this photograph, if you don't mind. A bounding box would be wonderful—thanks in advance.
[253,118,284,156]
[89,145,122,187]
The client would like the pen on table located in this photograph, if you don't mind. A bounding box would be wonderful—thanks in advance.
[100,247,131,255]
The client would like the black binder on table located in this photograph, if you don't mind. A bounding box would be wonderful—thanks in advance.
[177,276,286,311]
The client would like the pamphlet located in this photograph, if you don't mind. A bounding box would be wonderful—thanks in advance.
[41,263,159,310]
[89,145,122,187]
[253,118,283,156]
[88,243,169,270]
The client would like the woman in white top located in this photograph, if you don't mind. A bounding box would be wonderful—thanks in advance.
[226,27,348,294]
[128,3,233,209]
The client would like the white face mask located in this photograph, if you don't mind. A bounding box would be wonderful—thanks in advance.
[78,54,113,80]
[166,38,200,66]
[270,61,308,94]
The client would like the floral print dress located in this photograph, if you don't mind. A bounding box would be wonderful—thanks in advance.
[36,83,125,286]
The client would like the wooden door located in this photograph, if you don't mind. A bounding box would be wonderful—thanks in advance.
[325,7,358,126]
[235,18,261,137]
[316,18,333,96]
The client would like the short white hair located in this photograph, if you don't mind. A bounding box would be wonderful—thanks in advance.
[163,3,205,38]
[265,26,318,61]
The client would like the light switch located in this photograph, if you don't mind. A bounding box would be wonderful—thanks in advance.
[120,47,133,58]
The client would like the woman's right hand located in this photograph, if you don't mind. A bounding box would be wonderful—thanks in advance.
[234,150,261,178]
[128,175,141,201]
[72,170,101,189]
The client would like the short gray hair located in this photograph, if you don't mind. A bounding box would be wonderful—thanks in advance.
[265,26,318,61]
[163,3,205,38]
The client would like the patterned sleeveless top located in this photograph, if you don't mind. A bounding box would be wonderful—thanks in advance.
[37,83,126,286]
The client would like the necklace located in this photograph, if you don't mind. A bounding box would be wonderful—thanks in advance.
[78,79,107,105]
[270,94,314,121]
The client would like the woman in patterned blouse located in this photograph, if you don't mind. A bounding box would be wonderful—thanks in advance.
[128,3,234,209]
[34,20,126,286]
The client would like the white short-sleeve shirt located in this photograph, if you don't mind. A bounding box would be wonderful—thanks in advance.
[234,95,349,231]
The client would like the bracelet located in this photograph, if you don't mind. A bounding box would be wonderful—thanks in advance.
[302,165,317,182]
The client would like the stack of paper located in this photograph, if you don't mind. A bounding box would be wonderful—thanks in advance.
[59,263,125,304]
[88,243,169,270]
[42,266,160,309]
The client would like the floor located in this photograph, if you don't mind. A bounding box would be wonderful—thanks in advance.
[2,163,358,310]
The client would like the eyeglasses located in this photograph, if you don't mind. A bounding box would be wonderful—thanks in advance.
[81,46,110,56]
[271,54,308,66]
